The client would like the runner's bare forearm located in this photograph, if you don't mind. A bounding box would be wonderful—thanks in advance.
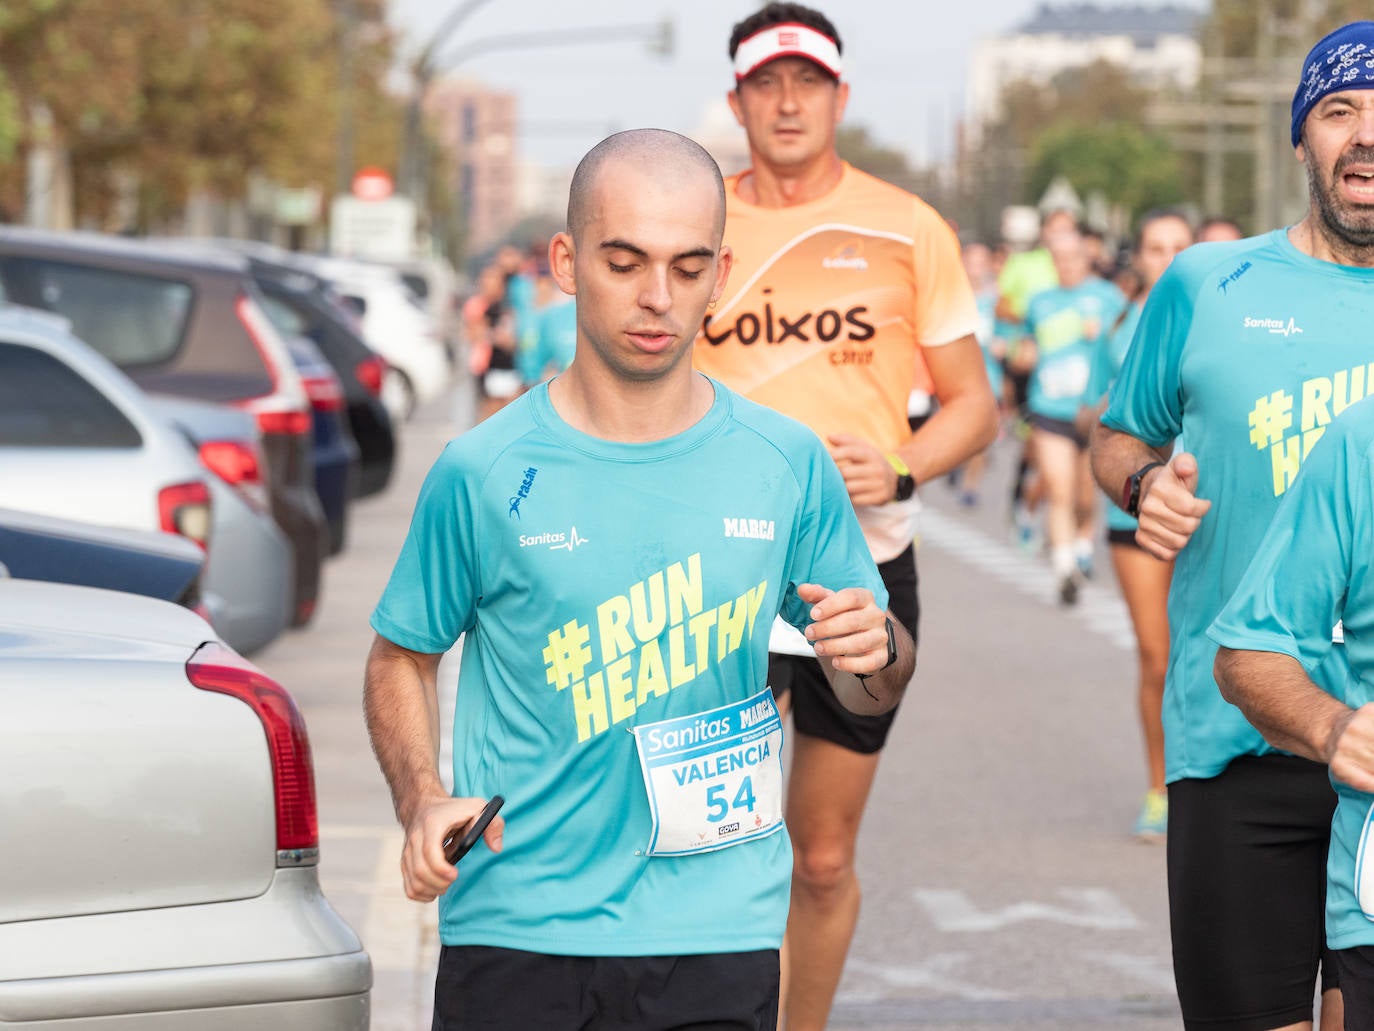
[1088,421,1170,511]
[822,620,915,716]
[1213,647,1348,763]
[363,635,448,827]
[896,335,998,483]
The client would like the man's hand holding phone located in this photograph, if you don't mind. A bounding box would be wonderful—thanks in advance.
[401,794,506,903]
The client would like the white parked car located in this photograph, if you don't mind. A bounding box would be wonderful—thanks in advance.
[299,255,451,421]
[0,305,291,655]
[0,580,371,1027]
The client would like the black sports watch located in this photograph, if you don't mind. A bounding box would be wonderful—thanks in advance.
[856,616,898,681]
[886,454,916,503]
[1123,460,1166,517]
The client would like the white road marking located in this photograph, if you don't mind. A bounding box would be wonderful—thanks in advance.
[360,827,439,973]
[844,954,1014,1001]
[914,887,1140,932]
[1085,951,1178,992]
[919,508,1137,651]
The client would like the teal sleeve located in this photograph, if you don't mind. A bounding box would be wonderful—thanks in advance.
[1207,420,1368,673]
[370,444,481,653]
[1101,269,1189,448]
[1083,335,1113,409]
[777,442,887,633]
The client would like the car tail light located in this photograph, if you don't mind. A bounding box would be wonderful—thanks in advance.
[199,440,269,511]
[236,294,311,438]
[186,641,319,861]
[302,371,345,413]
[158,480,212,551]
[354,355,385,398]
[254,409,312,436]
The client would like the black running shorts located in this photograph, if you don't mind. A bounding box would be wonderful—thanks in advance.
[1334,946,1374,1030]
[1107,527,1142,549]
[1028,411,1089,450]
[431,945,780,1030]
[768,544,918,755]
[1167,754,1338,1030]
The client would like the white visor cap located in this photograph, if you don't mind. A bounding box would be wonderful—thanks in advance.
[733,22,842,82]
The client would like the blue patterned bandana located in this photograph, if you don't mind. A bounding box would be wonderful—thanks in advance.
[1291,22,1374,147]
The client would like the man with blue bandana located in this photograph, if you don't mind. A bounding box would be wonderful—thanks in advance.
[1090,21,1374,1030]
[363,128,914,1030]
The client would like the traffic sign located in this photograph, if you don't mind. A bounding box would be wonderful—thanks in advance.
[352,167,394,202]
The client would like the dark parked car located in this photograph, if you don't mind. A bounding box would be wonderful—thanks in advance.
[285,332,358,554]
[232,247,396,498]
[0,506,204,608]
[0,228,327,626]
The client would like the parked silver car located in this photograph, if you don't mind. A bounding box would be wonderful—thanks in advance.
[0,305,290,655]
[0,579,371,1027]
[149,394,293,654]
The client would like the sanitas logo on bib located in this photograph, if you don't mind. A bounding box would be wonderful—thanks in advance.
[1243,316,1304,337]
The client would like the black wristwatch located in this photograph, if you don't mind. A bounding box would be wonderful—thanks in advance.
[1123,460,1165,517]
[886,454,916,503]
[856,616,898,681]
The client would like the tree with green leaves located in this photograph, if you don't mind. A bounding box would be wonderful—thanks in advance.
[0,0,404,230]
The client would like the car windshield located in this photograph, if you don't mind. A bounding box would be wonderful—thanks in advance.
[1,258,192,368]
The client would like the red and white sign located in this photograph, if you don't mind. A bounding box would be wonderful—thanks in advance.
[351,167,394,202]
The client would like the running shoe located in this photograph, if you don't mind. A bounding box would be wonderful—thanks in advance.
[1133,789,1168,840]
[1076,552,1094,580]
[1058,573,1079,606]
[1013,506,1039,552]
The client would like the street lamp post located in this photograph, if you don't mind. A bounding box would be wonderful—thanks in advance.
[398,12,673,204]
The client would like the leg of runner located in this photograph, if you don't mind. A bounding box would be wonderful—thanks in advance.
[780,732,882,1031]
[1109,539,1171,838]
[1031,427,1080,603]
[1071,445,1098,578]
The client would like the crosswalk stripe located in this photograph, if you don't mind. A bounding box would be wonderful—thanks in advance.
[919,509,1135,652]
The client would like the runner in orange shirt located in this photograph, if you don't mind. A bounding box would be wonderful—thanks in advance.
[694,6,998,1027]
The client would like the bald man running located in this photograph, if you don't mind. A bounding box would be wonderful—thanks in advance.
[364,128,913,1030]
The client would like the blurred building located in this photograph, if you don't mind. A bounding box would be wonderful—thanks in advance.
[966,3,1202,145]
[515,160,573,228]
[426,77,518,255]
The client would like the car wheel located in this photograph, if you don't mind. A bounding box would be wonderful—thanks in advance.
[382,368,416,422]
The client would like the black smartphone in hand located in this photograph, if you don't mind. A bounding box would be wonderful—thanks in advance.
[443,795,505,865]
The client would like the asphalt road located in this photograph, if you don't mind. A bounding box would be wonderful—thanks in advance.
[253,382,1182,1030]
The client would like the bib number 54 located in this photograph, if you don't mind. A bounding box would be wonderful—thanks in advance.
[706,776,757,823]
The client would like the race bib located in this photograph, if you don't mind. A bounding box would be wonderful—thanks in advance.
[1039,354,1091,400]
[633,689,785,857]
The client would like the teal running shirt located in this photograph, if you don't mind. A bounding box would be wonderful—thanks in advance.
[1208,399,1374,947]
[371,377,886,956]
[1087,302,1144,533]
[1025,277,1125,423]
[1103,230,1374,782]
